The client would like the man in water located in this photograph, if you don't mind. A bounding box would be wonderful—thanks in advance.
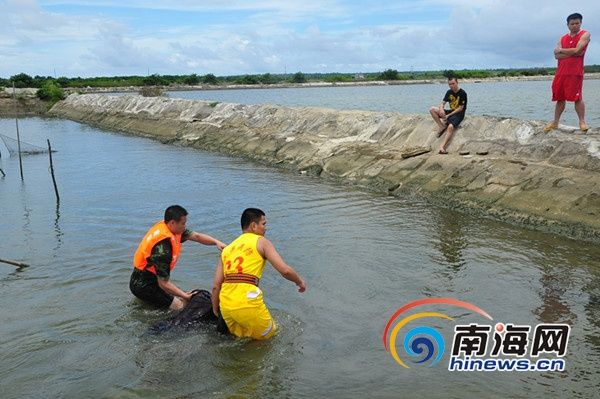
[211,208,306,340]
[429,76,467,154]
[130,205,226,311]
[544,13,591,133]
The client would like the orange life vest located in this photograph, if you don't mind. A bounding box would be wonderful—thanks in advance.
[133,220,182,275]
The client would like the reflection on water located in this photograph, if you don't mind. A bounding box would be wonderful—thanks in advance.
[433,208,469,269]
[534,265,577,325]
[0,117,599,398]
[53,202,63,254]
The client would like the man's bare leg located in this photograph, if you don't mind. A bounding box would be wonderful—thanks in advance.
[429,107,447,133]
[439,124,455,153]
[544,101,565,132]
[575,100,588,131]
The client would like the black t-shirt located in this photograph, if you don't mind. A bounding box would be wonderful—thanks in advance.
[443,88,467,116]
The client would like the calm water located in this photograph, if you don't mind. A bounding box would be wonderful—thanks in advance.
[0,117,599,398]
[167,79,600,127]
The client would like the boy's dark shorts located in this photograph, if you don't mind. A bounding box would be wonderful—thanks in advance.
[130,269,174,308]
[445,110,465,128]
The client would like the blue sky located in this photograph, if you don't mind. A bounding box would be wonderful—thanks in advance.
[1,0,599,78]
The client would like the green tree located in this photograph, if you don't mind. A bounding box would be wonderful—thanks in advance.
[325,74,352,83]
[10,73,34,88]
[259,73,277,84]
[202,73,219,85]
[236,75,259,85]
[32,75,53,88]
[56,77,70,87]
[142,74,168,86]
[292,71,306,83]
[36,80,66,103]
[444,69,467,79]
[182,74,200,85]
[379,69,399,80]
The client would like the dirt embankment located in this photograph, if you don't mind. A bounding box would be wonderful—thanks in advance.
[0,90,50,117]
[50,94,600,241]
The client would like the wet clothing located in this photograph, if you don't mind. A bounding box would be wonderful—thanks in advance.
[443,88,467,128]
[130,223,191,308]
[221,301,276,340]
[148,289,218,334]
[552,30,589,102]
[219,232,277,340]
[130,269,174,308]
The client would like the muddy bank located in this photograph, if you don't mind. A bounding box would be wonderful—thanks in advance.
[50,94,600,241]
[0,88,50,116]
[0,94,49,117]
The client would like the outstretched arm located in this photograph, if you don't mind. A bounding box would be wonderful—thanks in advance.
[211,260,224,316]
[258,238,306,292]
[188,231,226,250]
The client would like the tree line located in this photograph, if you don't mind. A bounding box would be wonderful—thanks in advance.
[2,66,600,91]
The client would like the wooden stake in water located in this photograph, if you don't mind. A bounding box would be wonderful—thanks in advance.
[0,167,5,177]
[12,82,24,181]
[47,139,60,203]
[0,258,29,268]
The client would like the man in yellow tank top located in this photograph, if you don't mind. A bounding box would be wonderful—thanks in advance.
[212,208,306,340]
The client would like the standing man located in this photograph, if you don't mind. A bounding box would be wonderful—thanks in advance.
[212,208,306,340]
[429,77,468,154]
[545,13,591,133]
[130,205,226,311]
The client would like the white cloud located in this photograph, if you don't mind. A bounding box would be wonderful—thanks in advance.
[1,0,599,77]
[40,0,346,18]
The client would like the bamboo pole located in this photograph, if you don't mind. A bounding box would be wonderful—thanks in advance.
[12,82,24,181]
[47,139,60,202]
[0,258,29,268]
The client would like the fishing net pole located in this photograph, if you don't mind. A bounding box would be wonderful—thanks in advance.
[0,133,55,156]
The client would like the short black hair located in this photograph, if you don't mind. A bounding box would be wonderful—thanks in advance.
[448,76,458,83]
[164,205,188,223]
[241,208,265,229]
[567,13,582,23]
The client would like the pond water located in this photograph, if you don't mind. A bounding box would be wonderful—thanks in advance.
[0,117,598,398]
[166,79,600,127]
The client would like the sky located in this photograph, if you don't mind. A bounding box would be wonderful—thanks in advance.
[1,0,599,78]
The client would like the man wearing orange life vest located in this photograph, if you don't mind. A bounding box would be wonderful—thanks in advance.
[131,205,226,311]
[211,208,306,340]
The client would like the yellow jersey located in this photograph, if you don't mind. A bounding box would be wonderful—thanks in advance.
[219,232,267,310]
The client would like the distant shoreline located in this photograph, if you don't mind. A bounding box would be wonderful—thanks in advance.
[2,72,599,116]
[68,72,600,94]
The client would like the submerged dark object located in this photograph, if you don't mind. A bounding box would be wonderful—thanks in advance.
[149,289,228,334]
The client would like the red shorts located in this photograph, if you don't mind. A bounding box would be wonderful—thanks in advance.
[551,74,583,102]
